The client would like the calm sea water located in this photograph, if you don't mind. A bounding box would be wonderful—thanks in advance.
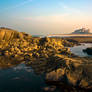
[70,43,92,57]
[0,64,47,92]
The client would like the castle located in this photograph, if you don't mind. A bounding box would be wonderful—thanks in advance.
[72,28,91,34]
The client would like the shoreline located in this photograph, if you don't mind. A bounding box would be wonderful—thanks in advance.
[0,28,91,91]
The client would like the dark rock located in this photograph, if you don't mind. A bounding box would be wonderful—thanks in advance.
[83,48,92,55]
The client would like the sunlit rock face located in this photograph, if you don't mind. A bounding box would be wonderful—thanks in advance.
[45,55,92,89]
[0,31,74,64]
[0,27,32,41]
[0,27,23,40]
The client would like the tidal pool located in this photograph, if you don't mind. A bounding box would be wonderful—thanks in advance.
[70,43,92,57]
[0,64,47,92]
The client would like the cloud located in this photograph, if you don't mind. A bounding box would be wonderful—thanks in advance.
[25,14,69,22]
[24,13,84,24]
[59,2,82,15]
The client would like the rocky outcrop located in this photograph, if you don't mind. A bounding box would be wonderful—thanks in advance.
[0,35,74,62]
[0,27,31,41]
[45,56,92,89]
[0,28,91,91]
[83,47,92,55]
[30,53,92,90]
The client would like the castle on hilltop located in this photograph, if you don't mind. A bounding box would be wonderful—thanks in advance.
[72,28,91,34]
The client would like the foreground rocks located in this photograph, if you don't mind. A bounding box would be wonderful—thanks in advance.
[45,57,92,89]
[0,28,92,91]
[31,54,92,91]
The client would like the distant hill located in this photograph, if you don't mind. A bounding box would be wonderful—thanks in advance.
[72,28,91,34]
[0,27,31,41]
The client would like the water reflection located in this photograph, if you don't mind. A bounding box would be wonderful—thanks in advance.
[70,43,92,57]
[0,64,47,92]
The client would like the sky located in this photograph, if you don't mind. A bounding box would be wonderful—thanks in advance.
[0,0,92,35]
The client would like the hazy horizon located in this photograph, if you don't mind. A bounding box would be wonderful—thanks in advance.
[0,0,92,35]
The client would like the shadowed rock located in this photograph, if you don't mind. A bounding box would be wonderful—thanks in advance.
[83,47,92,55]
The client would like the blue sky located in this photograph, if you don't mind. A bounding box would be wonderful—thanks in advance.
[0,0,92,35]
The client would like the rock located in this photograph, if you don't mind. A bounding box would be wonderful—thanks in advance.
[4,51,9,56]
[83,47,92,55]
[45,57,92,89]
[46,68,65,81]
[43,86,56,92]
[24,54,32,61]
[10,47,15,52]
[0,27,31,41]
[79,79,89,87]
